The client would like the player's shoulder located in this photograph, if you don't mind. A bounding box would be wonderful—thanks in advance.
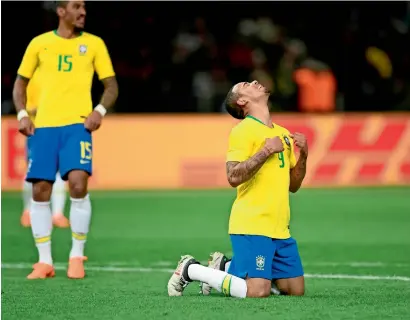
[229,117,253,138]
[80,32,106,45]
[29,31,55,45]
[273,123,291,135]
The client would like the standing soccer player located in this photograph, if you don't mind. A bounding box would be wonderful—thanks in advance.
[20,69,69,229]
[13,0,118,279]
[168,81,307,298]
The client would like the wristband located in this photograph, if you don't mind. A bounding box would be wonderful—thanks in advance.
[17,110,29,121]
[94,104,107,117]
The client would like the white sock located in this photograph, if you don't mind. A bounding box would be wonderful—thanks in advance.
[51,173,66,215]
[188,264,247,298]
[30,200,53,265]
[69,194,92,258]
[225,260,231,272]
[271,282,281,295]
[22,181,32,212]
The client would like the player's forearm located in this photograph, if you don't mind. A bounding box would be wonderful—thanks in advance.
[289,154,307,193]
[12,75,29,112]
[226,149,271,188]
[100,76,118,109]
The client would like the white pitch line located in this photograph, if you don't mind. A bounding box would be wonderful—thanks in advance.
[6,260,406,268]
[303,262,410,268]
[60,260,410,268]
[2,263,409,282]
[1,263,174,273]
[305,274,410,282]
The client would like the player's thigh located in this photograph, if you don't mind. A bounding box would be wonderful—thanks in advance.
[229,235,274,297]
[272,237,305,296]
[59,124,93,181]
[26,128,59,183]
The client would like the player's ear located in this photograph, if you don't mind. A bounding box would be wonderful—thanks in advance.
[237,98,247,106]
[56,7,65,18]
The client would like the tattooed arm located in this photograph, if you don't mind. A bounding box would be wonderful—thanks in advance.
[226,149,271,188]
[100,76,119,109]
[12,75,30,113]
[289,154,307,193]
[226,135,284,188]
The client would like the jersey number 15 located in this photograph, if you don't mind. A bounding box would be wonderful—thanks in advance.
[58,54,73,72]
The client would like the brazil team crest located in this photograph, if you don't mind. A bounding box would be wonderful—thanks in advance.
[79,45,87,55]
[256,255,265,270]
[283,135,291,147]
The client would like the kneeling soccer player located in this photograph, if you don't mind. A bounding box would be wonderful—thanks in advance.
[168,80,307,297]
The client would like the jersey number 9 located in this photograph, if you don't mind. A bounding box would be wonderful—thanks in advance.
[278,152,285,168]
[58,54,73,72]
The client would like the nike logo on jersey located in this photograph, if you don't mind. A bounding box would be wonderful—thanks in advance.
[80,160,90,164]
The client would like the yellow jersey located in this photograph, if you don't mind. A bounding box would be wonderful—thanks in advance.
[226,115,297,239]
[17,30,115,128]
[26,68,41,122]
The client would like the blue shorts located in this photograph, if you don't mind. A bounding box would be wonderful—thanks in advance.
[26,136,33,163]
[26,123,92,182]
[228,235,304,280]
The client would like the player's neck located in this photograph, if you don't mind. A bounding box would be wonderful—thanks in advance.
[56,25,81,39]
[246,106,272,128]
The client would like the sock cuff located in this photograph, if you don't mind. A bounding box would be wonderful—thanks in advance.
[222,275,232,297]
[35,235,51,243]
[72,232,87,240]
[70,194,90,202]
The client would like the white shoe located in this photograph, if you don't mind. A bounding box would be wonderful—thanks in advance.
[200,252,229,296]
[167,255,198,297]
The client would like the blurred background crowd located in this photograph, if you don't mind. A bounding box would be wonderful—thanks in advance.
[2,1,410,115]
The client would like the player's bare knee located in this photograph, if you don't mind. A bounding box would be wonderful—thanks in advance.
[69,181,87,198]
[247,287,271,298]
[32,181,53,202]
[246,279,271,298]
[68,170,89,198]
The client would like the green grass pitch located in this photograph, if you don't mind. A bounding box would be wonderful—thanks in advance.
[2,187,410,320]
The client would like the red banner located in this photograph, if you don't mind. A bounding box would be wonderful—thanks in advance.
[2,114,410,190]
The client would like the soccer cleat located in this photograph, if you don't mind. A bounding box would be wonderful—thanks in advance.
[200,252,230,296]
[67,256,88,279]
[27,263,55,279]
[20,210,31,227]
[52,214,70,228]
[167,255,199,297]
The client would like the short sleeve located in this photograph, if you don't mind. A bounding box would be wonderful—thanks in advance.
[17,38,39,79]
[94,38,115,80]
[226,126,252,162]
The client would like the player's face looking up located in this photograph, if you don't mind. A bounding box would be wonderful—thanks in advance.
[57,1,86,29]
[224,81,270,119]
[235,81,270,100]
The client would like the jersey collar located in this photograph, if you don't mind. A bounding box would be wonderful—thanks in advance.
[246,115,274,128]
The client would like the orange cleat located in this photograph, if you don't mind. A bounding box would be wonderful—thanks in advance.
[52,214,70,228]
[27,263,55,280]
[20,210,31,227]
[67,256,88,279]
